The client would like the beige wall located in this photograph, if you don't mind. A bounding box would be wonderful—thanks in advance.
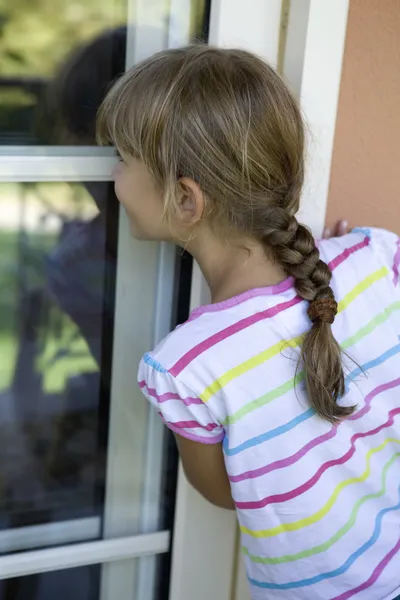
[326,0,400,234]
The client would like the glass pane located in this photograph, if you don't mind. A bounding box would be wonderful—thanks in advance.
[0,181,117,536]
[0,0,210,598]
[0,559,166,600]
[0,0,208,147]
[0,566,101,600]
[0,177,181,594]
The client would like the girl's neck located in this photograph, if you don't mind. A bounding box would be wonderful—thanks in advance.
[187,229,287,304]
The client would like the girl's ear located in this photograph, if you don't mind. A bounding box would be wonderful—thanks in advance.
[175,177,205,227]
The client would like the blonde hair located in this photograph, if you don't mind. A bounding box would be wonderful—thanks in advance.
[97,44,351,423]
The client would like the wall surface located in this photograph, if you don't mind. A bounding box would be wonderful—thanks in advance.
[326,0,400,234]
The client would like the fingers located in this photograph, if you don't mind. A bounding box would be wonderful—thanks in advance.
[322,227,332,239]
[323,220,349,239]
[335,220,349,237]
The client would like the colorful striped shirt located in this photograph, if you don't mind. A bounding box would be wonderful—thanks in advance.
[138,227,400,600]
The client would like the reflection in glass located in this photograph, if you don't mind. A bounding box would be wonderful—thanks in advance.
[0,181,117,534]
[0,565,100,600]
[0,0,208,146]
[0,0,127,145]
[0,0,210,597]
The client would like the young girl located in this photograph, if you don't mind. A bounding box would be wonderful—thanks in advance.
[97,45,400,600]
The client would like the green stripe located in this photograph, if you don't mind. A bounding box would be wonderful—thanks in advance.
[223,301,400,426]
[242,452,400,564]
[342,301,400,350]
[222,372,304,426]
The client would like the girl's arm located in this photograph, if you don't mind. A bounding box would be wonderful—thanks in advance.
[176,435,235,510]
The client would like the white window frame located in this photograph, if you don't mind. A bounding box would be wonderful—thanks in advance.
[288,0,350,237]
[0,0,193,596]
[0,531,169,579]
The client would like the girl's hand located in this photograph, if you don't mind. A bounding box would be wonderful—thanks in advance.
[323,220,349,239]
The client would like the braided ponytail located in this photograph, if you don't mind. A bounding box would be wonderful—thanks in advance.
[263,208,353,423]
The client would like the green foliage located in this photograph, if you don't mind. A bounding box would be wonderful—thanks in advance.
[0,0,126,76]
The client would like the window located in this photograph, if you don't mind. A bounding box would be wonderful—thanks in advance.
[0,1,209,598]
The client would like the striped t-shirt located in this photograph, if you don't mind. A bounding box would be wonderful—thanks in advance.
[138,227,400,600]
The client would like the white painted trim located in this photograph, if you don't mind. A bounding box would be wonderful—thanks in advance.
[135,243,176,599]
[168,0,192,48]
[208,0,282,68]
[0,146,114,157]
[286,0,350,236]
[129,0,169,67]
[169,466,237,600]
[0,518,100,554]
[99,217,161,599]
[0,531,170,579]
[282,0,311,96]
[235,549,251,600]
[0,153,116,182]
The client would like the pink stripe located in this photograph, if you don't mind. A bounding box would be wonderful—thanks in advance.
[160,414,220,432]
[189,277,294,321]
[170,236,370,377]
[393,238,400,286]
[332,537,400,600]
[234,404,400,509]
[171,296,302,377]
[229,377,400,483]
[165,421,225,444]
[328,236,370,271]
[138,380,202,406]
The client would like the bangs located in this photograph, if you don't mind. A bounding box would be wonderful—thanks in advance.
[96,69,146,159]
[96,49,188,173]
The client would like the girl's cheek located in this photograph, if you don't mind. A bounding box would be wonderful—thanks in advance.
[113,178,125,205]
[112,161,124,180]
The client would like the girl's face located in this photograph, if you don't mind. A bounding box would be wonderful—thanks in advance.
[113,154,206,245]
[113,155,171,241]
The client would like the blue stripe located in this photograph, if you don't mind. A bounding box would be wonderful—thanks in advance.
[345,342,400,391]
[143,353,167,373]
[224,341,400,456]
[224,408,315,456]
[249,482,400,590]
[352,227,372,238]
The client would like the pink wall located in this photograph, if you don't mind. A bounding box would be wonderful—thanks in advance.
[326,0,400,234]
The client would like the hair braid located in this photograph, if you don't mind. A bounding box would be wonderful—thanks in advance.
[262,207,353,423]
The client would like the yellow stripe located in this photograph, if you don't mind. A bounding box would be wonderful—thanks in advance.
[200,337,302,403]
[200,267,389,403]
[240,438,400,538]
[337,266,389,313]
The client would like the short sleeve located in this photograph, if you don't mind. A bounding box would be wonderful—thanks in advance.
[138,353,225,444]
[355,227,400,289]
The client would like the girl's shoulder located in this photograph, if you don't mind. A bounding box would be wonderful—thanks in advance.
[139,226,400,389]
[318,227,399,284]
